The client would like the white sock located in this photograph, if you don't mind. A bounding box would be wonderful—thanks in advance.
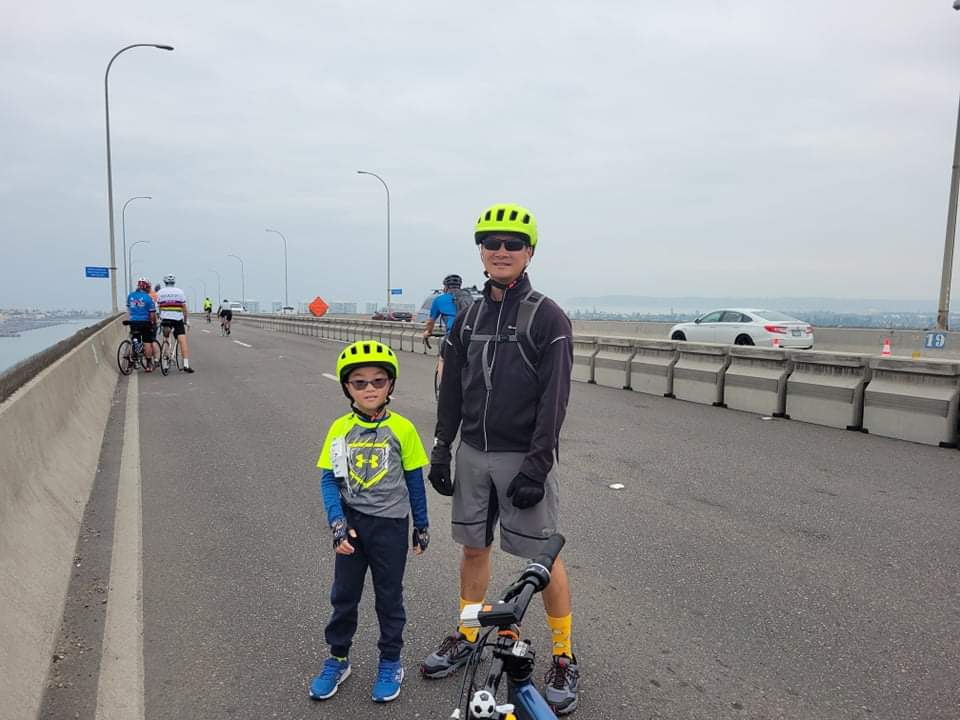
[184,358,190,368]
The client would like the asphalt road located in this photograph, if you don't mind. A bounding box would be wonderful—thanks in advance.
[48,319,960,719]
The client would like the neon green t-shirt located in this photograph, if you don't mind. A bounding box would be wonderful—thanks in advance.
[317,411,428,519]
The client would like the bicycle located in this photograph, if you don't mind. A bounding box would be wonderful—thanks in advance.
[157,324,183,376]
[118,321,159,375]
[205,309,212,324]
[423,332,445,400]
[450,534,566,720]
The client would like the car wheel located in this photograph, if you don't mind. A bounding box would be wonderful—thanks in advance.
[671,331,686,341]
[734,334,754,346]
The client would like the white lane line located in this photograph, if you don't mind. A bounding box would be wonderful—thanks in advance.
[201,329,211,334]
[95,373,145,720]
[322,373,338,381]
[234,340,252,348]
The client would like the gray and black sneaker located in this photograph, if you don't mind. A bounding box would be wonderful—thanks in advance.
[544,654,580,715]
[420,633,478,678]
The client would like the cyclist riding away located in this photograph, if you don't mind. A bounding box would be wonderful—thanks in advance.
[126,278,157,372]
[156,274,195,373]
[422,274,474,384]
[422,203,579,715]
[203,296,213,323]
[218,299,232,335]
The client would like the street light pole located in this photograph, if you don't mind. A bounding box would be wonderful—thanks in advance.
[937,97,960,330]
[209,269,222,303]
[104,43,173,312]
[357,170,391,312]
[128,240,150,293]
[228,254,245,308]
[265,229,288,310]
[121,195,151,293]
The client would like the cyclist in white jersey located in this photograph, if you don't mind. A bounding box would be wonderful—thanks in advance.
[156,274,195,373]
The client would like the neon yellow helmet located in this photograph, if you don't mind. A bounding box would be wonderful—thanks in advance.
[336,340,399,383]
[474,203,538,248]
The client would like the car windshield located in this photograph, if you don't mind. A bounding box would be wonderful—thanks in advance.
[755,310,799,322]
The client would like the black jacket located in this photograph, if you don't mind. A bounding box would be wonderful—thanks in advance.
[435,274,573,483]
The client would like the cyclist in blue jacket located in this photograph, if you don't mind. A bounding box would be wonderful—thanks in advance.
[126,278,157,372]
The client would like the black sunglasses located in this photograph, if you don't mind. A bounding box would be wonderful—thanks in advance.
[347,377,390,390]
[480,236,528,252]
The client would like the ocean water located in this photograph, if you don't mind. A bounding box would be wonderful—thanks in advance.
[0,320,102,374]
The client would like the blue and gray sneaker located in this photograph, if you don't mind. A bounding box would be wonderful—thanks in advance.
[544,654,580,715]
[371,658,404,702]
[309,657,351,700]
[420,633,478,678]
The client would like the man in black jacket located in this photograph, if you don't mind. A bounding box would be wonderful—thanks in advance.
[421,203,579,715]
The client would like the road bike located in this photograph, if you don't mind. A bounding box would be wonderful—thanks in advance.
[118,321,159,375]
[157,324,183,376]
[449,534,566,720]
[423,332,445,400]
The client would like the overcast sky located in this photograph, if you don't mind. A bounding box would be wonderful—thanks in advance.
[3,1,959,311]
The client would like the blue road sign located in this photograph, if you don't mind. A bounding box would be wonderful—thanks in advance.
[85,266,110,279]
[923,332,947,350]
[390,288,403,295]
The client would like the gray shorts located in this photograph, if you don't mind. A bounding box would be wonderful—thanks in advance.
[451,442,560,558]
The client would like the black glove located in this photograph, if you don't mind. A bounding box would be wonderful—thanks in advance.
[428,442,454,496]
[331,518,354,549]
[412,526,430,552]
[506,472,545,509]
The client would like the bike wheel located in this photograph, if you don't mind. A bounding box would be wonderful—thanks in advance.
[175,338,183,370]
[434,365,440,401]
[117,340,133,375]
[159,341,170,376]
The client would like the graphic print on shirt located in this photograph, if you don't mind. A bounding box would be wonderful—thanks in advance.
[348,439,391,490]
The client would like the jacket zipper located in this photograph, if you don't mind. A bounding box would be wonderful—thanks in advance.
[481,285,509,452]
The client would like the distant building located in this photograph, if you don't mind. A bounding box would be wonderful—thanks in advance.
[272,301,283,313]
[364,302,378,315]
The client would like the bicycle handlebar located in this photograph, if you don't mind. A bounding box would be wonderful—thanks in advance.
[461,534,565,630]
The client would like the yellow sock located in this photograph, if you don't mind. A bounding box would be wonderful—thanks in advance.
[547,613,573,658]
[458,597,481,642]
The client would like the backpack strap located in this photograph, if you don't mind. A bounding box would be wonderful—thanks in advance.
[515,290,545,373]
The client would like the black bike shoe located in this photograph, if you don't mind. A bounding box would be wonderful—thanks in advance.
[420,633,478,678]
[544,654,580,715]
[183,366,195,373]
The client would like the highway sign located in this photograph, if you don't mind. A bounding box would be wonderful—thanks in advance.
[390,288,403,295]
[85,266,110,278]
[924,332,947,350]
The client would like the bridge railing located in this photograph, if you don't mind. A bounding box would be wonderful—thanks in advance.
[240,314,960,449]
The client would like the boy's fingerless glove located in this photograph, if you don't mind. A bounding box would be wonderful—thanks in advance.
[331,518,352,549]
[412,526,430,552]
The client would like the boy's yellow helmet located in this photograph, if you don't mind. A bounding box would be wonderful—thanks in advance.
[474,203,538,248]
[336,340,399,382]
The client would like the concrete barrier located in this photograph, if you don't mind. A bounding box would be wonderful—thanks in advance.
[672,343,730,406]
[724,347,792,417]
[629,340,678,397]
[572,336,598,384]
[0,317,126,719]
[862,358,960,447]
[785,351,871,430]
[400,325,419,353]
[592,337,636,390]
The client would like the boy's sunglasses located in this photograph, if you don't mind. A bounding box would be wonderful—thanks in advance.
[346,377,390,390]
[480,236,528,252]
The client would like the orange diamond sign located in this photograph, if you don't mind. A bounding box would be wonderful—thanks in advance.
[308,297,329,317]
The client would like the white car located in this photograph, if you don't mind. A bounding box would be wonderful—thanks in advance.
[669,309,814,349]
[221,301,247,314]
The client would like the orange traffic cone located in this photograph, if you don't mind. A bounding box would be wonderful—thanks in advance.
[772,337,781,349]
[881,338,892,357]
